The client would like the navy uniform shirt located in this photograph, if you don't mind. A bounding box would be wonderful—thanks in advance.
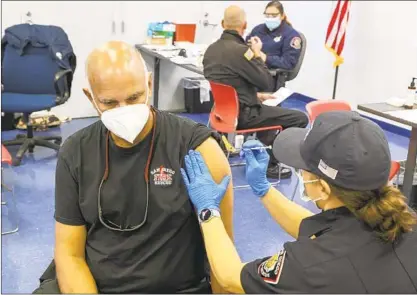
[203,30,274,107]
[54,110,220,293]
[241,207,417,293]
[246,22,302,70]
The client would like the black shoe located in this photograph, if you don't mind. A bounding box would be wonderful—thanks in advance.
[267,164,292,179]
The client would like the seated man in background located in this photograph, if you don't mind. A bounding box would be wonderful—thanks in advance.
[203,5,308,179]
[33,41,233,294]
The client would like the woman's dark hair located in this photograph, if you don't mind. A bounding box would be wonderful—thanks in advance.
[329,184,417,242]
[264,1,292,26]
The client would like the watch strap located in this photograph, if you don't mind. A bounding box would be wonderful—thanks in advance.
[198,208,220,223]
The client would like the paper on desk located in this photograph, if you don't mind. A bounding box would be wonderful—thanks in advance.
[262,87,294,106]
[386,109,417,124]
[386,97,406,107]
[199,80,211,103]
[142,44,178,51]
[170,56,198,65]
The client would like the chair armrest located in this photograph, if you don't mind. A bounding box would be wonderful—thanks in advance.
[272,68,294,76]
[271,68,295,91]
[54,69,73,105]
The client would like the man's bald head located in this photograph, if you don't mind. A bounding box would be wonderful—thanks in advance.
[222,5,247,33]
[83,41,152,112]
[86,41,147,88]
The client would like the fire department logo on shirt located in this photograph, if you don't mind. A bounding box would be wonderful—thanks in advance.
[151,166,175,186]
[258,250,286,285]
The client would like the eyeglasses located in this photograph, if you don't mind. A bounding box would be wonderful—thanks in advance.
[264,13,281,18]
[98,114,157,232]
[297,170,320,184]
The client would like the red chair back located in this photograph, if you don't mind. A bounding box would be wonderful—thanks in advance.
[389,161,400,181]
[208,81,240,133]
[306,100,352,121]
[306,100,400,182]
[1,145,12,165]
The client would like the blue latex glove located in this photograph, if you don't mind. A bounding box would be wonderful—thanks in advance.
[181,150,231,213]
[242,140,271,198]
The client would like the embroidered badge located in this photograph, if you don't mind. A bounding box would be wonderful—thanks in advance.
[274,36,282,42]
[151,165,175,186]
[258,250,286,285]
[290,37,302,49]
[244,48,254,61]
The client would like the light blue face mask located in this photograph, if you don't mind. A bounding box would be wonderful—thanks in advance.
[296,171,322,203]
[265,17,281,31]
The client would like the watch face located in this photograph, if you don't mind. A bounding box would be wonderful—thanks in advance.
[199,209,212,221]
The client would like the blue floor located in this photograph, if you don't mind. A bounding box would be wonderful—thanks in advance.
[1,97,410,293]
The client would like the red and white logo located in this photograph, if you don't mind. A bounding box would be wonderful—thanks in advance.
[151,165,175,186]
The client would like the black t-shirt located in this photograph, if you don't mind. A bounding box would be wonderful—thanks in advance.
[240,207,417,294]
[54,110,220,293]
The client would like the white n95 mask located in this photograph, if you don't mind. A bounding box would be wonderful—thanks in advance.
[94,60,150,144]
[101,102,150,144]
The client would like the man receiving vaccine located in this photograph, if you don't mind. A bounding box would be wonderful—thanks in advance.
[33,41,233,294]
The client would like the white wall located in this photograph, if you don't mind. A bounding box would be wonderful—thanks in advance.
[341,1,417,108]
[2,1,417,119]
[1,1,205,117]
[278,1,417,110]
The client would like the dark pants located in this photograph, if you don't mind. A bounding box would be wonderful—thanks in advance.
[33,260,212,294]
[33,261,58,294]
[238,104,309,165]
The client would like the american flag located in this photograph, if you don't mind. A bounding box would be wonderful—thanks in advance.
[325,0,352,67]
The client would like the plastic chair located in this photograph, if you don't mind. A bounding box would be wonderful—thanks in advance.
[305,99,401,182]
[1,145,19,235]
[1,24,75,166]
[274,31,307,90]
[389,161,401,188]
[209,81,283,189]
[306,100,352,122]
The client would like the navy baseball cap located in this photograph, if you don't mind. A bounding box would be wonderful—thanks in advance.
[273,111,391,191]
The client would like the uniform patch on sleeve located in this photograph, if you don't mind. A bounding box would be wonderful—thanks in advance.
[244,48,254,60]
[290,37,302,50]
[258,250,286,285]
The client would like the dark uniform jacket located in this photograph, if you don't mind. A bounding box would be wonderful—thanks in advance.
[241,207,417,293]
[246,22,302,70]
[2,23,76,73]
[203,30,274,108]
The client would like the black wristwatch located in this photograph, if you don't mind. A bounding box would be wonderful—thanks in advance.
[198,208,221,224]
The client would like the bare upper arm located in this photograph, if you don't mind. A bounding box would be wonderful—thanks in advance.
[196,137,234,240]
[55,221,87,259]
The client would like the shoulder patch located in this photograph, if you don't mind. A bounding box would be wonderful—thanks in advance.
[244,48,254,61]
[290,37,302,50]
[258,250,286,285]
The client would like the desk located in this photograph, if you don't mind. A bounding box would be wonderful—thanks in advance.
[135,44,279,109]
[358,103,417,205]
[135,44,203,109]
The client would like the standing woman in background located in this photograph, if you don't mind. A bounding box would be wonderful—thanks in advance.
[246,1,302,70]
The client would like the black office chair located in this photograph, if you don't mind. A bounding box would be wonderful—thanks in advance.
[274,31,307,91]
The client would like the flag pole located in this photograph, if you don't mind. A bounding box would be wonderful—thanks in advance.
[332,65,339,100]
